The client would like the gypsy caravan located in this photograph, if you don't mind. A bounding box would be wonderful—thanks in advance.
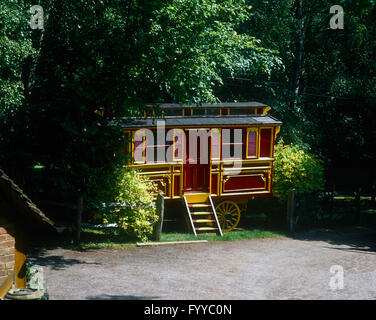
[116,102,282,235]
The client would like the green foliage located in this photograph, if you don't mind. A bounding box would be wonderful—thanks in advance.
[0,0,281,199]
[273,141,325,197]
[0,0,374,222]
[0,0,35,119]
[230,0,376,180]
[148,0,281,103]
[100,169,159,242]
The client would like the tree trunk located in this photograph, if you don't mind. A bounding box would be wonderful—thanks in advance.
[355,187,361,224]
[290,0,304,110]
[287,189,296,233]
[75,194,84,244]
[371,171,376,208]
[152,193,164,241]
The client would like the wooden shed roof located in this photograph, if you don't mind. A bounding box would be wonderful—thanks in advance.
[146,102,269,109]
[113,115,282,128]
[0,169,54,228]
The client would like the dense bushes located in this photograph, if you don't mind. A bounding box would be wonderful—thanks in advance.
[99,169,159,242]
[273,141,325,197]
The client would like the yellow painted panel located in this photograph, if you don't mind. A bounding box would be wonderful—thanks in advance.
[184,193,210,203]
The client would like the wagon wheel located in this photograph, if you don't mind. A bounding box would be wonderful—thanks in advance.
[215,201,241,232]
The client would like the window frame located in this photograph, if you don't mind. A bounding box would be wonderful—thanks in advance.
[145,129,172,164]
[133,129,146,164]
[210,128,221,160]
[172,129,184,162]
[246,127,259,159]
[221,128,244,160]
[259,127,274,159]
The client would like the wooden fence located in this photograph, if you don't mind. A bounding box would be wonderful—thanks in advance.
[40,193,165,243]
[286,187,376,232]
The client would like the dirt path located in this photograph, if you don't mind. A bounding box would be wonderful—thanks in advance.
[29,227,376,300]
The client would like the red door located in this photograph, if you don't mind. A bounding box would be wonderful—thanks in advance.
[183,130,210,193]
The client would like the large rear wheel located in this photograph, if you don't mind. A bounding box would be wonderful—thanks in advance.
[215,201,241,232]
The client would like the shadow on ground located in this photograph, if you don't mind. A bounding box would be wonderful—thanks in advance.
[28,254,102,271]
[86,294,160,300]
[290,226,376,254]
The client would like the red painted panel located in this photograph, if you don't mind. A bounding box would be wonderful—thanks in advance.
[183,165,209,192]
[196,166,207,186]
[211,174,218,194]
[256,108,263,114]
[224,175,266,192]
[174,176,180,196]
[183,130,210,193]
[260,128,272,158]
[184,166,194,190]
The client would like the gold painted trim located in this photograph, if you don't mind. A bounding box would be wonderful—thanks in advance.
[144,175,171,198]
[274,126,281,140]
[219,190,271,196]
[210,172,220,196]
[263,106,271,114]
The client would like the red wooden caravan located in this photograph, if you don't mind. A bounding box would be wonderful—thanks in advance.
[118,102,282,235]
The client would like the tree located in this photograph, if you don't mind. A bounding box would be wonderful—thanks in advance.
[99,168,159,242]
[0,0,280,201]
[224,0,376,192]
[0,0,34,120]
[273,141,325,197]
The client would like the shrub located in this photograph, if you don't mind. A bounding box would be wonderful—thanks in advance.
[273,141,325,197]
[100,168,159,242]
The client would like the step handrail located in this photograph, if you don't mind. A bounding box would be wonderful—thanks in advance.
[183,196,197,236]
[209,196,223,237]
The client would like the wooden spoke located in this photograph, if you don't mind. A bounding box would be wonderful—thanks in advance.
[215,201,241,232]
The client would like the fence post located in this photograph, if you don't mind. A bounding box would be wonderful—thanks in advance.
[75,194,84,244]
[328,184,334,217]
[287,189,296,233]
[355,187,361,224]
[152,193,164,241]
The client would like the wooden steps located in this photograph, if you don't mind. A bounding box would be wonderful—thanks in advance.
[183,194,223,236]
[194,227,218,231]
[190,211,212,215]
[192,219,216,223]
[188,204,211,208]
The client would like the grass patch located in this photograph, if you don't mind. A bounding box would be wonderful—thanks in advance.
[75,227,138,249]
[69,227,286,249]
[160,229,286,243]
[362,209,376,215]
[334,196,373,201]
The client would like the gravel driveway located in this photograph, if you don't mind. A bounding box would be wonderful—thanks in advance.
[29,227,376,300]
